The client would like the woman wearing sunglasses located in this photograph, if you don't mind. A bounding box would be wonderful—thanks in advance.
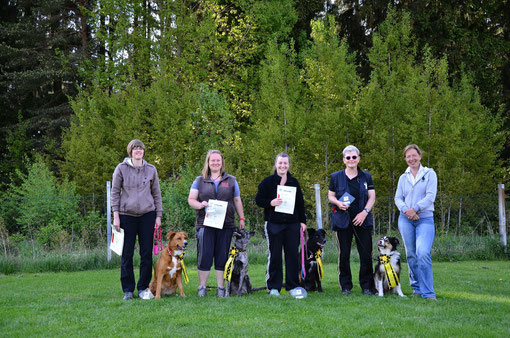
[328,145,376,295]
[395,144,437,300]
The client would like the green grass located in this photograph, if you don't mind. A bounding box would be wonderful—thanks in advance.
[1,261,509,336]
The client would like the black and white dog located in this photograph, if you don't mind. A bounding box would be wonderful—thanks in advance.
[374,236,406,297]
[300,228,327,292]
[225,228,255,297]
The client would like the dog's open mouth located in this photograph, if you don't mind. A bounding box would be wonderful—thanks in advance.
[178,245,187,251]
[317,242,325,248]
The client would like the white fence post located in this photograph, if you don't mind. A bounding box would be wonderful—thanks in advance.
[498,184,507,248]
[107,181,112,261]
[315,184,323,230]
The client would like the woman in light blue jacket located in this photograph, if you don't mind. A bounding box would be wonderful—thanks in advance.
[395,144,437,300]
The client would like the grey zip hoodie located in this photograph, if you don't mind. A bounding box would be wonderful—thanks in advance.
[394,165,437,219]
[111,158,163,217]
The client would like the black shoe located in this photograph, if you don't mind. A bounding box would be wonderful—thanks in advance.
[342,289,351,295]
[363,289,375,296]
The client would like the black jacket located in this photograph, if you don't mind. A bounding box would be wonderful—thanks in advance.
[255,172,306,224]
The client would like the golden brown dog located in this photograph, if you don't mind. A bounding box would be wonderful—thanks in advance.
[149,231,188,299]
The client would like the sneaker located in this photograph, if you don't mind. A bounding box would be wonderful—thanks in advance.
[269,289,280,296]
[138,288,154,300]
[410,292,422,297]
[289,287,307,299]
[341,289,351,295]
[197,286,207,297]
[362,289,375,296]
[217,286,226,298]
[123,292,134,300]
[425,296,437,301]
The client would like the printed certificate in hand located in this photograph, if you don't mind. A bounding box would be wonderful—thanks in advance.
[110,227,124,256]
[203,199,228,229]
[275,185,297,215]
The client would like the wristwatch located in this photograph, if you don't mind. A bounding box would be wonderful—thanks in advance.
[364,208,370,213]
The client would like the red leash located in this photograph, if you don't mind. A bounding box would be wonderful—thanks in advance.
[300,228,308,279]
[153,226,163,255]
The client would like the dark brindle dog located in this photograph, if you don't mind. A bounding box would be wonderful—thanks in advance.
[225,228,255,297]
[299,228,327,292]
[374,236,406,297]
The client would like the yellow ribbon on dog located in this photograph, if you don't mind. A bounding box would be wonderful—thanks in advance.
[379,255,399,288]
[223,247,239,282]
[178,253,189,284]
[315,249,324,280]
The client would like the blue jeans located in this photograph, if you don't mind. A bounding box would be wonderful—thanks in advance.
[398,215,435,298]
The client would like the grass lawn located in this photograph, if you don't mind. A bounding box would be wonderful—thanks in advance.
[1,261,509,337]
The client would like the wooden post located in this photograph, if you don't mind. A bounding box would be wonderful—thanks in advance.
[315,184,323,229]
[107,181,112,261]
[498,184,507,248]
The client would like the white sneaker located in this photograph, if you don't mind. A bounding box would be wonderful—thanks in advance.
[269,289,280,296]
[138,288,154,300]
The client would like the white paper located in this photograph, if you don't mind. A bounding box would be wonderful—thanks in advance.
[275,185,297,215]
[110,227,124,256]
[203,199,228,229]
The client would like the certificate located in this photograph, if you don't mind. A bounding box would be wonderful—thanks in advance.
[203,199,228,229]
[340,192,355,205]
[275,185,297,215]
[110,227,124,256]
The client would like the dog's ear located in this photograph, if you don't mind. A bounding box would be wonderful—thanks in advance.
[389,237,399,248]
[307,228,316,237]
[166,231,176,240]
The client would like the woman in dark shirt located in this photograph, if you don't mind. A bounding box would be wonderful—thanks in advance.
[256,152,307,296]
[328,145,376,295]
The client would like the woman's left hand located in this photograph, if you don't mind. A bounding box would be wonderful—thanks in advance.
[300,223,307,232]
[239,219,245,229]
[155,216,161,229]
[353,211,367,226]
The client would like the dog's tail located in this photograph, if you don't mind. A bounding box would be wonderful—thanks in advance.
[251,286,267,292]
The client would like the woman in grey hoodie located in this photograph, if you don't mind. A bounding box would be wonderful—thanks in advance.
[111,139,163,300]
[395,144,437,300]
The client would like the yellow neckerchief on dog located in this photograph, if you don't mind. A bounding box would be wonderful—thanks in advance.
[314,249,324,280]
[178,252,189,284]
[379,254,399,288]
[224,247,239,282]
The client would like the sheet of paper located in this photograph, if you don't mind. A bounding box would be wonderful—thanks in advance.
[203,199,228,229]
[110,227,124,256]
[275,185,297,215]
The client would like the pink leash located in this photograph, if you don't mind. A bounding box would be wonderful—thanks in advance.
[300,228,308,279]
[153,226,163,255]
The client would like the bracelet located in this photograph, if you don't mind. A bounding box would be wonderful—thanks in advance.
[239,218,245,221]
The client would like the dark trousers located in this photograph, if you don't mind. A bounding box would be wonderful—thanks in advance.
[335,223,374,291]
[120,211,155,293]
[265,221,300,291]
[196,227,234,271]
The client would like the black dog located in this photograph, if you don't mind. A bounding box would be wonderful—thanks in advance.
[225,228,255,297]
[299,228,327,292]
[374,236,405,297]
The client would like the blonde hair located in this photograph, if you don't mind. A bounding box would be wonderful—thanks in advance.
[127,139,145,158]
[201,149,225,179]
[403,144,422,157]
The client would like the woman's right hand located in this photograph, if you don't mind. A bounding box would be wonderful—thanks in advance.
[200,201,209,209]
[271,198,283,207]
[113,212,120,232]
[337,201,350,211]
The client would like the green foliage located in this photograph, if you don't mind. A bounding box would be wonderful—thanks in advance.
[9,157,81,246]
[160,166,199,234]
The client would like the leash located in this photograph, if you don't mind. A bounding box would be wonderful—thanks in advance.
[314,249,324,280]
[166,245,189,284]
[300,228,307,278]
[224,247,239,282]
[300,228,308,279]
[153,226,162,255]
[379,255,399,288]
[178,252,189,284]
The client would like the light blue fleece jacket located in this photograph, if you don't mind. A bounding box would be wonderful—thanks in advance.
[394,165,437,219]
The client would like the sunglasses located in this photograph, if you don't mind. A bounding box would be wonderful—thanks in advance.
[345,155,358,160]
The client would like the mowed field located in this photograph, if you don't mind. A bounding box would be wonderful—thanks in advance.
[1,261,509,337]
